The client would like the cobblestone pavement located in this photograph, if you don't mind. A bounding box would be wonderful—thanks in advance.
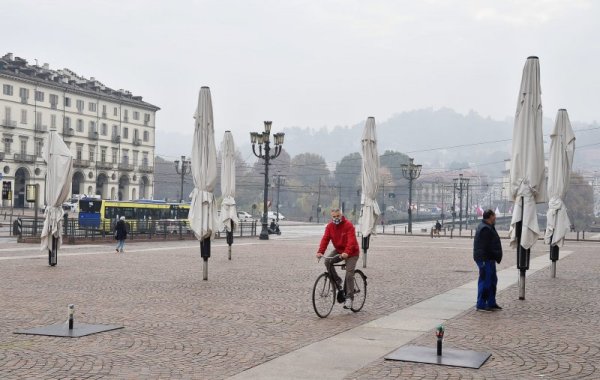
[0,232,595,379]
[346,243,600,380]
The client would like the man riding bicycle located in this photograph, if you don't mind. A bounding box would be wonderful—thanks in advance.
[316,208,360,309]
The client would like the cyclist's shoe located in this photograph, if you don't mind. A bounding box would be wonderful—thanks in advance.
[337,289,346,304]
[343,297,353,309]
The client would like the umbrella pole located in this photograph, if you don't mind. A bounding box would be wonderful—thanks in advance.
[200,239,211,281]
[362,235,370,268]
[549,234,559,278]
[516,196,529,300]
[49,235,58,267]
[227,221,233,261]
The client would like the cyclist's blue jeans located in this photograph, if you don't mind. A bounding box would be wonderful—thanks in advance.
[116,240,125,252]
[475,260,497,309]
[324,250,358,299]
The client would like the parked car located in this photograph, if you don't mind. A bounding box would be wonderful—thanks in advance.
[267,211,285,221]
[237,211,254,221]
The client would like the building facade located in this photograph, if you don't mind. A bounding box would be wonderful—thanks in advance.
[0,53,159,208]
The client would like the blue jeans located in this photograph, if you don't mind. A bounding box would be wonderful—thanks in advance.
[116,240,125,251]
[476,260,497,309]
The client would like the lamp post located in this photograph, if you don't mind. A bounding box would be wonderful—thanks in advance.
[174,156,191,203]
[453,174,469,235]
[401,157,422,233]
[272,173,286,224]
[250,121,285,240]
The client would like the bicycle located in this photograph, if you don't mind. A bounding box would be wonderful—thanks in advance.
[312,256,368,318]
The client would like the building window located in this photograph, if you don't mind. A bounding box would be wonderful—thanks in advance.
[122,150,129,164]
[133,111,139,120]
[142,152,149,167]
[101,147,107,162]
[113,107,118,116]
[2,84,13,96]
[76,100,84,113]
[112,125,118,137]
[102,104,107,117]
[89,102,97,112]
[20,109,27,124]
[3,138,12,154]
[123,109,129,122]
[36,112,43,129]
[133,151,138,167]
[64,96,71,107]
[35,90,45,102]
[143,130,149,142]
[51,114,57,129]
[134,129,139,141]
[123,127,129,139]
[4,107,11,122]
[76,119,84,132]
[63,116,71,129]
[76,145,83,160]
[89,121,96,133]
[89,146,95,162]
[49,94,58,109]
[19,88,29,103]
[20,139,27,155]
[35,140,43,157]
[112,148,118,164]
[144,113,150,125]
[101,123,107,136]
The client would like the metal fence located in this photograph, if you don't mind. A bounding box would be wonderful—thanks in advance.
[15,217,258,243]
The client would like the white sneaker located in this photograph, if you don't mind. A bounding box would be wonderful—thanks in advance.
[343,297,353,309]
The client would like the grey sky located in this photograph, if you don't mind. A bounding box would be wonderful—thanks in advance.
[3,0,598,159]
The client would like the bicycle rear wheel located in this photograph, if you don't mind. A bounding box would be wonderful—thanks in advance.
[351,270,367,312]
[312,273,335,318]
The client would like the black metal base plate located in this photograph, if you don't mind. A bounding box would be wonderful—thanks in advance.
[15,323,123,338]
[385,345,491,369]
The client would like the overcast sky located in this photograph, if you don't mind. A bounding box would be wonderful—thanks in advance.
[3,0,598,159]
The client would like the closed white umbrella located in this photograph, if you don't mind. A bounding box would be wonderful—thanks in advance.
[508,56,547,300]
[188,87,218,280]
[40,128,73,266]
[358,117,380,268]
[220,130,239,260]
[544,109,575,277]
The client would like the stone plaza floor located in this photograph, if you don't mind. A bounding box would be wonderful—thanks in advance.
[0,230,598,379]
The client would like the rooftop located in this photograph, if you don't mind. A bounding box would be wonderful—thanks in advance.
[0,52,159,111]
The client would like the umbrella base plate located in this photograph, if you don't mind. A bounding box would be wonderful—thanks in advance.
[385,345,491,369]
[15,323,123,338]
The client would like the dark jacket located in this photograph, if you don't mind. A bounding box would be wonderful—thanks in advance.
[114,220,128,241]
[318,216,360,257]
[473,220,502,263]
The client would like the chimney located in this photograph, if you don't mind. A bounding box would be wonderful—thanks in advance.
[43,63,49,70]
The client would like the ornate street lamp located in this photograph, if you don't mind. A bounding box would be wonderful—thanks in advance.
[453,173,469,235]
[250,121,285,240]
[401,157,422,233]
[174,155,191,203]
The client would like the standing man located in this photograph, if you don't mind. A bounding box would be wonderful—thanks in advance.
[473,209,503,311]
[114,216,128,253]
[316,208,360,309]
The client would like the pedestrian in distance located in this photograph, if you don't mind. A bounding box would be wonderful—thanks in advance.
[316,208,360,310]
[114,216,128,253]
[473,209,503,312]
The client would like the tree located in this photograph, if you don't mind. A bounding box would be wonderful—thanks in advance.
[564,173,595,230]
[335,152,361,209]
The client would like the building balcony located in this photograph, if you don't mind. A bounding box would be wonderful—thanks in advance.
[2,119,17,129]
[88,131,99,140]
[96,161,113,170]
[14,153,36,163]
[63,127,74,137]
[139,165,153,173]
[133,137,142,146]
[118,163,134,171]
[111,134,121,143]
[35,124,48,132]
[73,159,90,168]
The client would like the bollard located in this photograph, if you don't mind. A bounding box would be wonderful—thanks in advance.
[68,304,74,330]
[450,228,453,239]
[393,226,396,234]
[435,324,445,356]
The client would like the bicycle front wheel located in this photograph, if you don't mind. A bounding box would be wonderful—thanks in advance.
[351,270,367,312]
[312,273,335,318]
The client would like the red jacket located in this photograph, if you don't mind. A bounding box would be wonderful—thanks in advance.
[318,216,360,257]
